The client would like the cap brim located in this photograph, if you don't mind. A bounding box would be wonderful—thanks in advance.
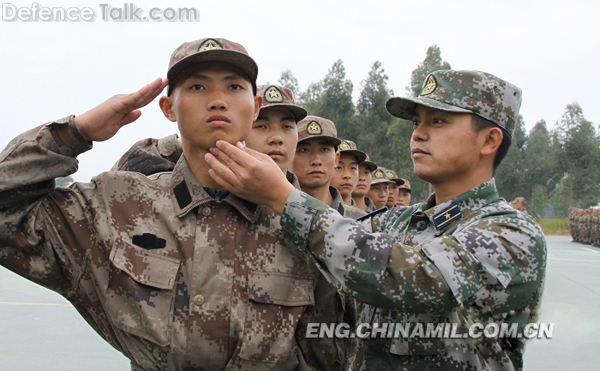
[339,149,367,164]
[361,160,377,172]
[298,135,342,147]
[386,96,473,120]
[260,104,308,122]
[167,50,258,95]
[371,178,394,185]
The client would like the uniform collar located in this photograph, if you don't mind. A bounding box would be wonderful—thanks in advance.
[169,156,262,222]
[420,179,500,232]
[329,186,346,215]
[286,170,301,189]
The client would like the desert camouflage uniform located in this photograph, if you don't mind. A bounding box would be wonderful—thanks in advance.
[0,117,345,371]
[279,179,546,371]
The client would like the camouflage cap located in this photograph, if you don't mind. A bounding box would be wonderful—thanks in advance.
[167,38,258,96]
[338,139,367,164]
[385,70,522,135]
[384,169,405,187]
[371,167,394,185]
[257,84,307,122]
[398,178,412,192]
[297,115,341,146]
[361,154,378,172]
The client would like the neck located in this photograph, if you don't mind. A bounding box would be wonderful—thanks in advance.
[304,184,334,205]
[182,144,223,189]
[432,174,492,205]
[353,195,367,211]
[341,193,353,204]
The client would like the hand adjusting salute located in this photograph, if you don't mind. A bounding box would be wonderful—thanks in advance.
[74,77,168,142]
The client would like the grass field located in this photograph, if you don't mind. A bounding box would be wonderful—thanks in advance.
[537,218,571,236]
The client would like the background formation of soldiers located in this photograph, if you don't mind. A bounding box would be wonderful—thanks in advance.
[569,207,600,245]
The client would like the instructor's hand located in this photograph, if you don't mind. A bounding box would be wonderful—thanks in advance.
[74,77,168,142]
[205,141,294,214]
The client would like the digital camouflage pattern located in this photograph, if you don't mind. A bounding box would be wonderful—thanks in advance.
[386,70,522,136]
[0,117,347,371]
[570,207,600,246]
[281,179,547,371]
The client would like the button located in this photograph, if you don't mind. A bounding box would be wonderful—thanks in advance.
[201,207,211,217]
[416,220,428,231]
[193,294,205,306]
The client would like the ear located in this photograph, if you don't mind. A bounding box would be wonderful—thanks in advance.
[252,95,263,122]
[334,150,341,166]
[480,126,503,156]
[159,96,177,122]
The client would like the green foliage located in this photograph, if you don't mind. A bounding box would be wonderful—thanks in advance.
[406,45,451,97]
[278,69,300,98]
[537,218,570,235]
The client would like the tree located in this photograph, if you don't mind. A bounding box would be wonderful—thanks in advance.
[300,60,355,138]
[277,69,300,99]
[406,45,451,97]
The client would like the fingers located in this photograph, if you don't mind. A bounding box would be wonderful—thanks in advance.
[205,151,242,190]
[118,78,168,114]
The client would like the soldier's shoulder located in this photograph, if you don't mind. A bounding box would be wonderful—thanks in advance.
[342,203,366,219]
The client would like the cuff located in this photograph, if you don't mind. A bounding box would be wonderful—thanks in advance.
[48,115,93,157]
[281,189,319,251]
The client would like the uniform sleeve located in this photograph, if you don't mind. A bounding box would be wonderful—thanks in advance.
[0,117,94,294]
[111,134,181,175]
[281,189,546,315]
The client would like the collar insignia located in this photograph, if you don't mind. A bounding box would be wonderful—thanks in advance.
[307,121,322,135]
[420,75,437,96]
[432,203,463,230]
[198,39,223,52]
[264,86,284,103]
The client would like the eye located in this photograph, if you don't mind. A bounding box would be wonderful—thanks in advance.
[283,124,295,130]
[335,166,342,171]
[229,84,243,90]
[253,124,267,130]
[297,147,309,153]
[190,84,205,91]
[412,120,420,128]
[351,166,358,171]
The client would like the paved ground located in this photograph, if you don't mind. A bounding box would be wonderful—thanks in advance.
[1,235,598,370]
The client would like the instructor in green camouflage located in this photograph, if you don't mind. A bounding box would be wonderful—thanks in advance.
[206,70,547,371]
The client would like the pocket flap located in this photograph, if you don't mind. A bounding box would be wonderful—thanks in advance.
[109,241,180,290]
[248,271,314,306]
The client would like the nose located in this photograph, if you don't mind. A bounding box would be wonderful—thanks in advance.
[309,153,323,166]
[208,90,227,111]
[268,129,284,146]
[412,122,428,143]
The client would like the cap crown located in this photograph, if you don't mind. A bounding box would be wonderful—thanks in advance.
[297,116,341,146]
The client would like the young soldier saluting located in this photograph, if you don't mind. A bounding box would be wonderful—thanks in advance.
[206,70,547,371]
[0,38,344,371]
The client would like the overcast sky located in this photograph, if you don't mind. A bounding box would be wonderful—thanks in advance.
[1,0,598,182]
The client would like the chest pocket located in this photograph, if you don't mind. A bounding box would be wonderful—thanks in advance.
[105,241,180,347]
[238,271,314,363]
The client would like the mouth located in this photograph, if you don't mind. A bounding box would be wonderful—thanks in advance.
[411,147,429,158]
[207,115,231,127]
[339,183,353,188]
[309,170,324,176]
[267,150,285,159]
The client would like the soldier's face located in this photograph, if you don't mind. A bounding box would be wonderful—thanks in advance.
[386,183,399,208]
[290,138,339,191]
[245,107,297,172]
[160,62,260,153]
[396,190,411,206]
[367,183,389,209]
[410,105,484,186]
[352,164,372,198]
[331,153,359,199]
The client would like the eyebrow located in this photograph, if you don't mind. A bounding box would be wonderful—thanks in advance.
[186,73,243,82]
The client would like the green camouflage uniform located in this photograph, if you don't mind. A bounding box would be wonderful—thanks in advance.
[280,70,547,371]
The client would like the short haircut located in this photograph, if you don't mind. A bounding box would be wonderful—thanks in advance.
[471,114,512,173]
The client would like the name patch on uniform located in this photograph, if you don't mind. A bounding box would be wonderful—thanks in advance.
[264,86,284,103]
[432,203,462,230]
[133,233,166,250]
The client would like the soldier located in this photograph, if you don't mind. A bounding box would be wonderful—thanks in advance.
[331,139,367,206]
[569,207,577,242]
[0,38,345,370]
[352,155,378,212]
[384,169,402,209]
[289,116,364,219]
[206,69,547,371]
[396,178,412,207]
[366,166,394,209]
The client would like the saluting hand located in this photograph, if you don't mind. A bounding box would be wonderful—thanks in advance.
[74,78,168,142]
[205,141,294,214]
